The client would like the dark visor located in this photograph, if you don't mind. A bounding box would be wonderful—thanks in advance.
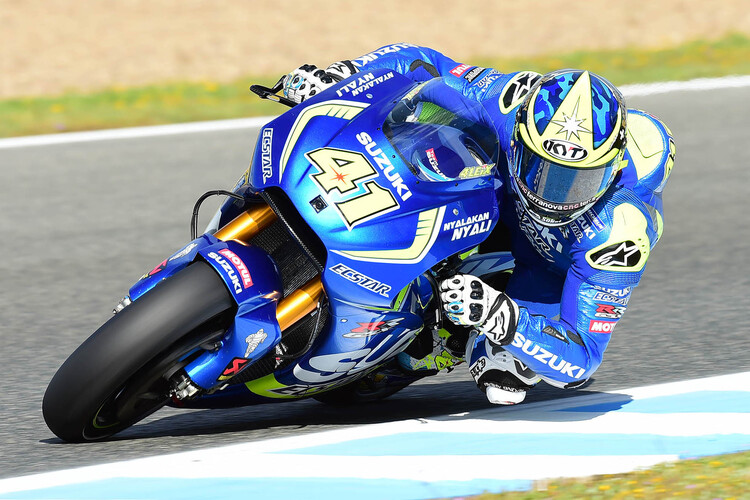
[514,141,618,213]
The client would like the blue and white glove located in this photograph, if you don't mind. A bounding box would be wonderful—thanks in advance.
[281,61,358,104]
[281,64,335,104]
[440,274,519,346]
[324,60,358,82]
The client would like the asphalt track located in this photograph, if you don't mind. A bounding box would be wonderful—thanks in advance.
[1,84,749,479]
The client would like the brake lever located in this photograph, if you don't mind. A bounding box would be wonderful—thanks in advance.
[250,76,297,108]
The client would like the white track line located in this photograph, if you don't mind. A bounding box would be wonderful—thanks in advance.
[0,75,749,150]
[0,370,748,495]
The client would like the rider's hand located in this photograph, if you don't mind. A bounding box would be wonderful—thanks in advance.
[282,64,336,104]
[325,60,358,82]
[440,274,519,346]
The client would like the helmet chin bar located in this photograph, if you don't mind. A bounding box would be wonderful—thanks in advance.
[511,176,594,228]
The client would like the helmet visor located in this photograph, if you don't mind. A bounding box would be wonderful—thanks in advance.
[513,141,618,222]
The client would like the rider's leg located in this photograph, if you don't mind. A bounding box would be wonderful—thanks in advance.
[467,332,540,404]
[465,260,564,404]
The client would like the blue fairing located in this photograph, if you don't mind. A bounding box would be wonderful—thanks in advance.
[248,70,501,309]
[128,235,286,391]
[137,69,507,403]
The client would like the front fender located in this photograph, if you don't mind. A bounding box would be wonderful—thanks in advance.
[198,240,282,305]
[186,240,285,390]
[129,236,286,391]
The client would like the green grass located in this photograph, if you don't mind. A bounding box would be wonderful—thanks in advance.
[2,32,750,138]
[468,451,750,499]
[475,32,750,85]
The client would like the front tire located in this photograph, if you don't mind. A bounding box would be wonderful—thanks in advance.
[42,262,234,442]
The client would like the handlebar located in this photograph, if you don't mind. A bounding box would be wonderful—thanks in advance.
[250,76,297,108]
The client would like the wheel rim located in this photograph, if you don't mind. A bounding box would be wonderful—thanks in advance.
[81,325,228,440]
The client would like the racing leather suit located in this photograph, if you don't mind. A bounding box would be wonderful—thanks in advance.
[344,43,675,389]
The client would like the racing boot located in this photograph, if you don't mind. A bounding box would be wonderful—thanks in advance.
[466,331,540,405]
[397,327,465,373]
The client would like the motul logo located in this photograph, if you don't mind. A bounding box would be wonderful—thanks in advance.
[589,320,616,333]
[450,64,471,77]
[218,248,253,289]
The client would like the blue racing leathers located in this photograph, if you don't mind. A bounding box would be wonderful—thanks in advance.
[347,43,675,388]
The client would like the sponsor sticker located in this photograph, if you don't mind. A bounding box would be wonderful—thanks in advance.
[329,263,391,297]
[463,66,485,83]
[573,215,597,241]
[343,318,403,339]
[353,43,418,66]
[499,71,542,113]
[474,70,502,92]
[458,164,493,179]
[146,259,167,277]
[426,148,439,169]
[450,64,472,77]
[585,210,606,232]
[206,250,250,295]
[510,332,586,379]
[595,303,625,319]
[261,128,273,183]
[589,320,617,334]
[244,330,267,357]
[217,248,253,289]
[469,357,487,381]
[590,241,641,268]
[543,138,588,162]
[593,291,630,305]
[336,71,395,98]
[443,211,491,241]
[169,243,198,262]
[592,285,631,297]
[357,132,412,201]
[217,357,250,381]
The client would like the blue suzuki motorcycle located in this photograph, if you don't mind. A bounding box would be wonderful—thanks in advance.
[43,69,513,442]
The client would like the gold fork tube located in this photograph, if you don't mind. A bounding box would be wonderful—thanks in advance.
[213,203,323,331]
[275,277,324,331]
[214,204,277,242]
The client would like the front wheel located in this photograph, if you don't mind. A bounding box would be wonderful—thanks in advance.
[42,262,235,442]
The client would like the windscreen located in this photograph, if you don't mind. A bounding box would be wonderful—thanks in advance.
[383,79,499,182]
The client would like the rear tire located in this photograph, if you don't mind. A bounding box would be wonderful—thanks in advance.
[42,262,234,442]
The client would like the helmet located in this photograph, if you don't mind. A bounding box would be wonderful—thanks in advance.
[509,70,627,226]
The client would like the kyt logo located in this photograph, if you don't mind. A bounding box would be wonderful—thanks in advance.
[543,139,588,161]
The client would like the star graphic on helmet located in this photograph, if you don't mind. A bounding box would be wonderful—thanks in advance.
[551,101,591,140]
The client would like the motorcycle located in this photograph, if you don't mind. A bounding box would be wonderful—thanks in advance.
[43,68,515,442]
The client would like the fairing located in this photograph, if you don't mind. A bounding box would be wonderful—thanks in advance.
[246,71,501,309]
[133,69,508,404]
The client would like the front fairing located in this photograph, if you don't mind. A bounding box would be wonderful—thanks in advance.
[150,71,506,401]
[246,70,502,309]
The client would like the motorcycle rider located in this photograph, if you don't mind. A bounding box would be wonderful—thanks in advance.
[280,43,675,405]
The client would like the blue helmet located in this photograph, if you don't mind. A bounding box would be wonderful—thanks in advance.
[509,70,627,226]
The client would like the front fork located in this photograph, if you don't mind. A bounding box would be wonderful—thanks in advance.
[214,203,324,331]
[174,203,325,395]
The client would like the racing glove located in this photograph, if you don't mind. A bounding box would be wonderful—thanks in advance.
[281,64,336,103]
[325,60,358,82]
[440,274,519,346]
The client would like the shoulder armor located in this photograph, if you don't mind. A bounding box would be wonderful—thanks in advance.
[498,71,542,114]
[625,110,675,192]
[585,202,650,273]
